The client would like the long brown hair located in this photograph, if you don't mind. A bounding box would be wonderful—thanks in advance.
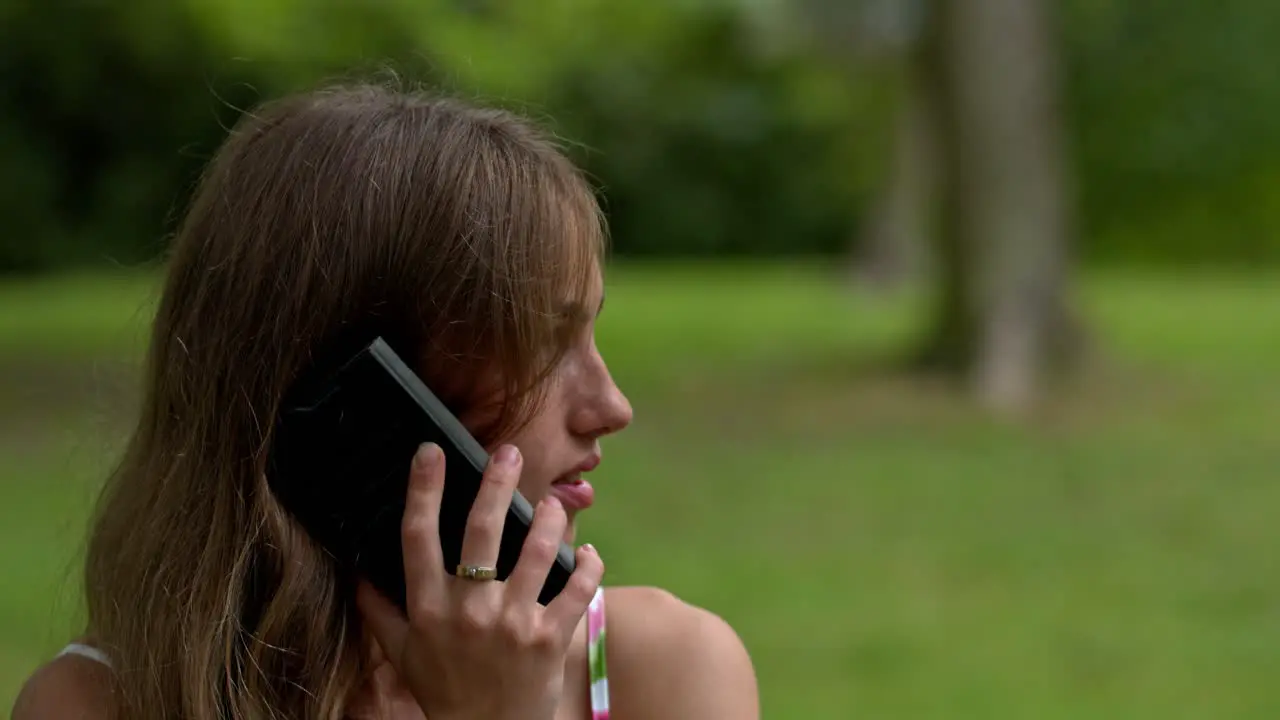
[83,82,605,719]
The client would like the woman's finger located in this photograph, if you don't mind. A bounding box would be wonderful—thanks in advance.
[401,443,447,615]
[543,544,604,636]
[456,444,521,573]
[503,495,567,605]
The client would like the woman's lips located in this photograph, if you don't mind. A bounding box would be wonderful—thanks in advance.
[549,476,595,511]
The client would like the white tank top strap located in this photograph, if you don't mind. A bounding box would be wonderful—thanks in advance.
[57,642,113,668]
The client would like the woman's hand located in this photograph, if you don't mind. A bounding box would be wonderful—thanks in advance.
[356,442,604,720]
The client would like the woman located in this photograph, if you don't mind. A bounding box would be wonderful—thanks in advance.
[14,83,759,719]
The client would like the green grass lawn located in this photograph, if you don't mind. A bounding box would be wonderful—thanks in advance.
[2,263,1278,718]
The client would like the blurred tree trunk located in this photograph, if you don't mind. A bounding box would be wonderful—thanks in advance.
[789,0,934,291]
[916,0,1080,411]
[851,52,936,290]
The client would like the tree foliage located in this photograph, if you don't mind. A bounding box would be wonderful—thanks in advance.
[1,0,1277,272]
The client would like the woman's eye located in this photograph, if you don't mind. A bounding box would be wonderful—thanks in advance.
[558,318,586,348]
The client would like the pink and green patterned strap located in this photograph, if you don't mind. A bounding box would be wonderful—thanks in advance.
[587,586,610,719]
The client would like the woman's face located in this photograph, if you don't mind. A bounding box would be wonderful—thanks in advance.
[463,268,632,544]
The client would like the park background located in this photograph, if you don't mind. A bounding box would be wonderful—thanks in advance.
[2,0,1278,716]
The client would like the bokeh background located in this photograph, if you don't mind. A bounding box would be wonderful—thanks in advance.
[2,0,1278,716]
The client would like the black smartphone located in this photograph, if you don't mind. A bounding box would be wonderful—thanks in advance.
[267,336,575,609]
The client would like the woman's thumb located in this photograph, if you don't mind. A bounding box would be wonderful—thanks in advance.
[355,581,408,666]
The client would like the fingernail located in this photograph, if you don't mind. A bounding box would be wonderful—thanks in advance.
[582,543,597,554]
[494,444,520,466]
[543,495,562,511]
[415,443,439,468]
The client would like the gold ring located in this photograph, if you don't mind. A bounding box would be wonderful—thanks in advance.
[455,564,498,581]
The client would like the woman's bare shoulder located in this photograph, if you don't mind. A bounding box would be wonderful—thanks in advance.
[11,653,116,720]
[603,586,759,719]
